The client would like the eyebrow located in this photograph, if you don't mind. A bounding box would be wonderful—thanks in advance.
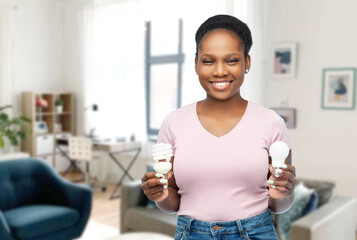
[199,53,241,58]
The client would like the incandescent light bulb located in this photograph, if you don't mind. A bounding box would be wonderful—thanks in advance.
[269,141,289,177]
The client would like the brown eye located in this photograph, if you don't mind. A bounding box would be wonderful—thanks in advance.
[227,58,239,64]
[202,59,213,64]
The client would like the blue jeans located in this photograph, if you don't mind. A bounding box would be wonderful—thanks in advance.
[175,209,278,240]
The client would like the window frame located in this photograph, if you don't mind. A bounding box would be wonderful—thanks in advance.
[145,19,184,136]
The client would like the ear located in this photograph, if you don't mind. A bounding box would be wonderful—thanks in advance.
[194,57,198,74]
[245,55,251,73]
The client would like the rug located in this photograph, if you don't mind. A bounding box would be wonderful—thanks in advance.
[76,220,119,240]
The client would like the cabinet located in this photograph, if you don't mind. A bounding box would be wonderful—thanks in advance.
[21,92,74,172]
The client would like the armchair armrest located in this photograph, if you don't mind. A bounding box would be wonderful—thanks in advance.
[0,211,14,240]
[120,180,147,233]
[291,196,357,240]
[45,166,93,236]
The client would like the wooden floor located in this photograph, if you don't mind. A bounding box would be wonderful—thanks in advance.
[64,172,120,229]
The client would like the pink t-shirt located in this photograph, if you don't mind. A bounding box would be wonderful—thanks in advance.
[157,101,291,222]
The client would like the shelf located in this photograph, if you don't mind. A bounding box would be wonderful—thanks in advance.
[36,112,71,116]
[55,112,71,115]
[35,131,73,136]
[35,132,55,136]
[21,92,74,161]
[36,112,55,116]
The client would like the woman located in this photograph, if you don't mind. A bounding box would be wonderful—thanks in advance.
[141,14,296,240]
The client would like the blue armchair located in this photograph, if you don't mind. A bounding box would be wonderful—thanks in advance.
[0,158,92,240]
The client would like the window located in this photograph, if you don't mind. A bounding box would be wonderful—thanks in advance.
[145,20,184,136]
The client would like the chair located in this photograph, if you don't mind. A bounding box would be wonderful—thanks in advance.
[68,136,106,192]
[0,158,92,240]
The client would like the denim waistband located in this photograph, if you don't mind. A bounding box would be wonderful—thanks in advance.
[176,209,274,236]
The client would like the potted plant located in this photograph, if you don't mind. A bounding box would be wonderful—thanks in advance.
[55,99,64,113]
[0,105,31,149]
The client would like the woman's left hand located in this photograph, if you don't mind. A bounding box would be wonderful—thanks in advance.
[267,164,296,199]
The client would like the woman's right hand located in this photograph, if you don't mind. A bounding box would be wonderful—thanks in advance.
[141,172,173,202]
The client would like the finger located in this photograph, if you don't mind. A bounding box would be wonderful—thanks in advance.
[167,171,173,180]
[270,180,294,191]
[270,186,293,195]
[269,165,274,173]
[282,164,296,177]
[279,170,296,183]
[144,185,165,196]
[141,172,165,184]
[141,172,157,183]
[147,189,165,201]
[142,177,168,191]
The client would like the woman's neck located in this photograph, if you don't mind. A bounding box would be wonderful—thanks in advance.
[199,93,247,117]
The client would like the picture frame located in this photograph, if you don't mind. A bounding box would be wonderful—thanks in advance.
[271,42,297,79]
[321,68,356,110]
[271,108,297,129]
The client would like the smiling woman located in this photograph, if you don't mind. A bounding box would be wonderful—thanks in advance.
[141,14,296,240]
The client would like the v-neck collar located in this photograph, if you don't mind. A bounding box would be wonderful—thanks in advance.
[194,101,250,141]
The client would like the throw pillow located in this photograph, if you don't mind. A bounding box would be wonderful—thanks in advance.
[303,191,319,215]
[276,182,315,240]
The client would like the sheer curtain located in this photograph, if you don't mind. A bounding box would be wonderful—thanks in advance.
[78,0,145,142]
[0,4,14,109]
[0,3,15,153]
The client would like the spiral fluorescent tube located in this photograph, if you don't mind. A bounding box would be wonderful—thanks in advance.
[152,143,173,188]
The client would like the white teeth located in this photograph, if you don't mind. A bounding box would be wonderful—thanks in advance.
[213,82,229,87]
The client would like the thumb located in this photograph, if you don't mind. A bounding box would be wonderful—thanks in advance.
[167,171,173,180]
[269,165,274,175]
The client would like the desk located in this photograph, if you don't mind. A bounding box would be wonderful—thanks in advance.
[56,138,141,199]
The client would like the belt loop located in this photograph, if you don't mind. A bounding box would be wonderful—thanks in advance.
[268,208,275,221]
[235,219,245,238]
[185,217,194,236]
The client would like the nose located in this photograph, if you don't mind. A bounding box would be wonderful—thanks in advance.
[213,62,228,77]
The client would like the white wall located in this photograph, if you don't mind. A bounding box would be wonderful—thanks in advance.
[0,0,66,114]
[262,0,357,221]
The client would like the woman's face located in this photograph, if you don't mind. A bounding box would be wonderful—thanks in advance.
[195,29,250,101]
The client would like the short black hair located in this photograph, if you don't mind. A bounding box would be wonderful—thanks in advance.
[195,14,253,58]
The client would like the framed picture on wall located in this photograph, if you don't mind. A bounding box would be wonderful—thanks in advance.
[271,42,297,79]
[321,68,356,110]
[271,108,297,129]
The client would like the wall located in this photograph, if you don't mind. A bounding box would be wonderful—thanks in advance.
[0,0,65,115]
[263,0,357,222]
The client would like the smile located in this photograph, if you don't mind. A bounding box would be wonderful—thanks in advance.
[209,81,233,90]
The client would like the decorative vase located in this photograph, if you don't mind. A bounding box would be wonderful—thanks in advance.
[56,105,63,113]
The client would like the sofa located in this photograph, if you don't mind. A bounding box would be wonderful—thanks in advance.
[0,158,92,240]
[121,178,357,240]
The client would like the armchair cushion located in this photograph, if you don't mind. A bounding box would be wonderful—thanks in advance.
[4,205,79,240]
[0,158,92,240]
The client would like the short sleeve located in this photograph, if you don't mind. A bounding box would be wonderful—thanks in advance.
[157,112,175,156]
[269,114,292,152]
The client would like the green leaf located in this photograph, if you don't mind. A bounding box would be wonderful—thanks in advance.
[0,105,31,148]
[17,131,25,140]
[0,113,8,122]
[0,133,4,149]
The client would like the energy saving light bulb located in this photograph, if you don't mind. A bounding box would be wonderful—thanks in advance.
[152,143,173,188]
[269,141,289,177]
